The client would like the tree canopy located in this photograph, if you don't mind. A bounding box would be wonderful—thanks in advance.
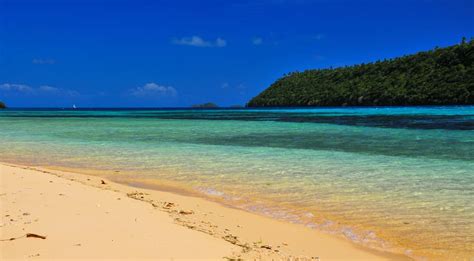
[247,39,474,107]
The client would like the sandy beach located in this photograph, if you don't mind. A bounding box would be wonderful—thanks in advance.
[0,162,408,260]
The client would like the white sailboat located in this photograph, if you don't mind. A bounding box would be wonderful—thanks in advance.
[73,104,77,109]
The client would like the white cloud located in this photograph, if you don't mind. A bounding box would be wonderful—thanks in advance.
[0,83,79,97]
[173,36,210,47]
[215,38,227,47]
[172,36,227,48]
[39,85,79,97]
[252,37,263,45]
[32,58,55,64]
[39,85,60,92]
[130,83,177,97]
[0,83,34,93]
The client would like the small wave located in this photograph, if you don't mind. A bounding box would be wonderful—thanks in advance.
[197,187,225,197]
[194,187,415,260]
[342,227,361,242]
[196,187,242,201]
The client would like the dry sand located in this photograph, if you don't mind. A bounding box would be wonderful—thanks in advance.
[0,163,409,260]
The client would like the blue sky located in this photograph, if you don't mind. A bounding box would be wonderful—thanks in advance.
[1,0,473,107]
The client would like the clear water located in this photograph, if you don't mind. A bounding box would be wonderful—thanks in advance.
[1,107,473,260]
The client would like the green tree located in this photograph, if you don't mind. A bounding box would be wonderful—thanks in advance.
[247,39,474,107]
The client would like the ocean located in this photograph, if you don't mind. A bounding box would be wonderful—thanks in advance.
[1,106,473,259]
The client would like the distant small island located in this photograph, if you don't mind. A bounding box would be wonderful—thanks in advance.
[247,38,474,107]
[192,102,219,108]
[0,101,6,109]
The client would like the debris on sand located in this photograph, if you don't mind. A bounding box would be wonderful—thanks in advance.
[126,192,148,200]
[179,210,194,215]
[1,233,46,241]
[26,233,46,239]
[163,202,175,209]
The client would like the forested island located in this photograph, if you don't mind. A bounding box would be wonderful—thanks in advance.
[192,102,219,108]
[247,39,473,107]
[0,101,6,109]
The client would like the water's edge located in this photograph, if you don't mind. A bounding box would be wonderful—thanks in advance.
[2,159,418,260]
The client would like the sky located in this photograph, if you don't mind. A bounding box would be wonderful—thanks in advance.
[1,0,473,108]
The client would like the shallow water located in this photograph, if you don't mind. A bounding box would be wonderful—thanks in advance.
[1,106,473,259]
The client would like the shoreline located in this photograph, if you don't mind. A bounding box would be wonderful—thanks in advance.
[1,162,410,260]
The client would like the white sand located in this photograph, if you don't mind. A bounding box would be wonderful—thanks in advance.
[0,163,409,260]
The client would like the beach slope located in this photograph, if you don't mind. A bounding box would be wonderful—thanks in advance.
[0,164,237,260]
[0,163,407,260]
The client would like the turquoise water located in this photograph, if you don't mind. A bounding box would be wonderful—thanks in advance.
[1,107,473,259]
